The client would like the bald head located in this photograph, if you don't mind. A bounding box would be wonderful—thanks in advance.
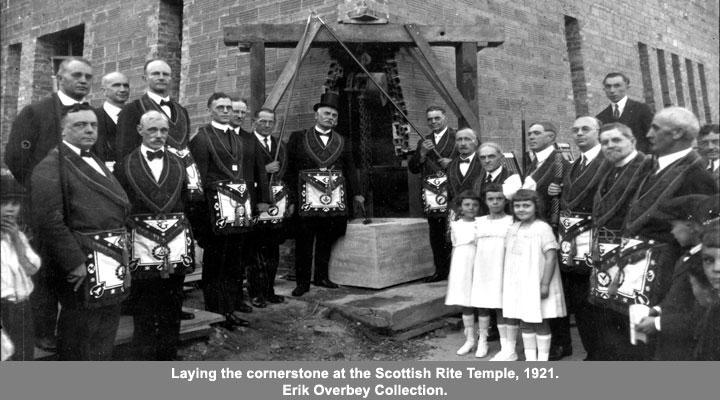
[101,71,129,106]
[455,128,479,156]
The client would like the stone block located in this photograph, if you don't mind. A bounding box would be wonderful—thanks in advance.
[329,218,434,289]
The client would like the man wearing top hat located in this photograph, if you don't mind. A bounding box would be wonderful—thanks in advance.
[285,92,364,297]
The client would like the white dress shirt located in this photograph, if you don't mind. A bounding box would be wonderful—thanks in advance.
[63,140,105,176]
[141,144,165,182]
[458,152,475,176]
[147,91,172,117]
[611,96,629,117]
[255,132,271,152]
[102,102,122,124]
[57,90,86,106]
[533,145,556,169]
[657,147,693,174]
[314,125,331,146]
[433,127,448,144]
[211,121,233,132]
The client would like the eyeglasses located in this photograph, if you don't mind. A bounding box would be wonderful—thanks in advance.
[571,126,596,133]
[527,130,544,135]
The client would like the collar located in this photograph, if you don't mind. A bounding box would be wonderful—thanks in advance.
[147,91,170,105]
[314,126,332,135]
[488,165,504,179]
[711,159,720,171]
[533,145,555,164]
[458,152,475,163]
[103,101,122,118]
[57,90,86,106]
[612,96,628,114]
[616,150,639,167]
[211,121,232,132]
[689,243,703,255]
[62,140,83,156]
[433,127,448,139]
[254,132,270,143]
[657,147,693,173]
[581,144,602,164]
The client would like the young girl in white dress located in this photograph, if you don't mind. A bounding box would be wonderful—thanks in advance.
[502,189,566,361]
[445,190,481,356]
[467,183,514,359]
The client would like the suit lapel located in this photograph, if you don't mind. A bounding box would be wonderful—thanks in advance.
[61,144,129,208]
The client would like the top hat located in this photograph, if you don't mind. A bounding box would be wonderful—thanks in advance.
[313,92,340,112]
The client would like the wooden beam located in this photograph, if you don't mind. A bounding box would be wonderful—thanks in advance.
[455,42,479,132]
[262,18,323,111]
[249,42,265,115]
[404,24,482,135]
[225,23,503,48]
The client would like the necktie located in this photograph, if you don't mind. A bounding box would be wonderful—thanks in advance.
[264,137,270,152]
[146,150,165,161]
[80,149,93,158]
[613,104,620,119]
[63,102,91,114]
[528,155,538,175]
[579,155,587,173]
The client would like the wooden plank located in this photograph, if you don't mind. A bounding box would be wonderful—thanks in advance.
[225,23,504,48]
[404,24,482,135]
[262,18,323,111]
[250,42,266,114]
[455,42,479,133]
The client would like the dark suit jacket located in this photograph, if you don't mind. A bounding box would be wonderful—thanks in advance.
[596,98,653,154]
[92,106,119,162]
[5,94,65,186]
[115,94,191,160]
[31,144,130,307]
[527,148,571,222]
[560,151,610,214]
[446,155,483,212]
[285,128,360,207]
[113,147,189,215]
[472,166,515,215]
[408,128,457,178]
[251,132,287,200]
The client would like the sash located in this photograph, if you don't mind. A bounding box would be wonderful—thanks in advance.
[256,183,288,225]
[128,213,194,279]
[166,145,204,201]
[422,171,448,217]
[208,180,253,234]
[589,236,673,315]
[558,211,593,273]
[73,228,130,308]
[299,169,347,217]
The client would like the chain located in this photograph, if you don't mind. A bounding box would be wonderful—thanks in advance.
[383,57,412,158]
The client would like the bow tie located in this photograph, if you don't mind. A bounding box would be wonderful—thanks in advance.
[316,130,331,137]
[458,158,471,164]
[63,102,91,114]
[80,149,93,158]
[225,129,236,135]
[159,100,172,107]
[146,150,165,160]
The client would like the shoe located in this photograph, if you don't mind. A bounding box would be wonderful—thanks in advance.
[250,297,267,308]
[180,311,195,320]
[36,337,57,353]
[292,285,309,297]
[489,350,518,361]
[267,294,285,304]
[225,312,250,327]
[548,345,572,361]
[423,273,447,283]
[314,279,339,289]
[236,301,253,313]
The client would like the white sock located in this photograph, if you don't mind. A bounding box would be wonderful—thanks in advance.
[456,315,477,355]
[496,324,508,351]
[536,334,552,361]
[505,324,519,354]
[475,316,490,357]
[522,332,537,361]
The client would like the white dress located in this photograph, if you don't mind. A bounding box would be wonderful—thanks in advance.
[502,220,566,323]
[470,215,514,308]
[445,218,478,307]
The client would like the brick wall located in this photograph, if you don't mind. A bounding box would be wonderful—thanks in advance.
[1,0,719,165]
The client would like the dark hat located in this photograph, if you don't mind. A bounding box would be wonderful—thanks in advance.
[0,174,26,202]
[313,92,340,112]
[658,194,719,224]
